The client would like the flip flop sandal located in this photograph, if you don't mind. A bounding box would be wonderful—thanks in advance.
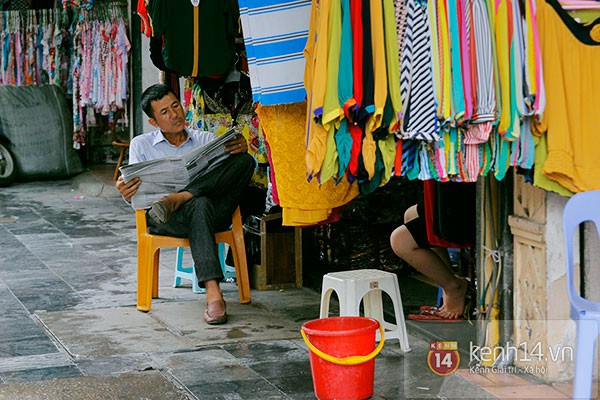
[408,310,465,322]
[419,305,439,314]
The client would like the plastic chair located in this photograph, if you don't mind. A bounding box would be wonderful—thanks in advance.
[319,269,411,351]
[135,205,251,311]
[563,190,600,399]
[112,140,129,180]
[173,243,237,293]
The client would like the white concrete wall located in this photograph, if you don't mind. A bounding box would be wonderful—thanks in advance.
[584,217,600,303]
[140,35,161,134]
[545,192,577,381]
[546,193,570,286]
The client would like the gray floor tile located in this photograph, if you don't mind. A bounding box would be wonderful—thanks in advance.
[76,354,155,376]
[186,379,286,400]
[5,276,81,313]
[0,371,190,400]
[0,177,503,399]
[0,365,82,384]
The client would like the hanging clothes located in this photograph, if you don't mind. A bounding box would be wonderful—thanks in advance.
[532,0,600,193]
[0,7,129,149]
[400,0,439,142]
[136,0,152,38]
[319,0,344,184]
[305,0,332,181]
[238,0,311,105]
[182,77,268,188]
[334,0,353,179]
[294,0,547,186]
[71,8,130,148]
[148,0,238,78]
[400,0,543,183]
[258,102,359,226]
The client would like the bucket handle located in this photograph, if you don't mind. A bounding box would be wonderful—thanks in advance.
[301,324,385,366]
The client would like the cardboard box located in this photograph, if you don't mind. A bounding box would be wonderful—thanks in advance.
[249,213,302,290]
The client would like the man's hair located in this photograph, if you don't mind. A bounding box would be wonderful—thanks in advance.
[141,84,176,119]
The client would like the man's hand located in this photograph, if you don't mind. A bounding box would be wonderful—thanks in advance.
[224,134,248,155]
[116,176,141,202]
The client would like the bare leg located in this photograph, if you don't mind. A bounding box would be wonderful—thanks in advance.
[432,247,453,270]
[404,204,419,224]
[204,279,223,303]
[390,225,468,319]
[403,205,463,314]
[430,246,464,313]
[406,205,454,272]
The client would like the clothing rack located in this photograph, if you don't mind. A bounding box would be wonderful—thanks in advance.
[75,1,126,21]
[0,7,66,28]
[0,1,130,150]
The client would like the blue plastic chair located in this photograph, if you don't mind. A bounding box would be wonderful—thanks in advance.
[563,190,600,399]
[173,244,237,293]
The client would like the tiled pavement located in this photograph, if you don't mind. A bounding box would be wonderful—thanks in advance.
[0,166,589,399]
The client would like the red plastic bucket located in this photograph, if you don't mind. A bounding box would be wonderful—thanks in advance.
[301,317,384,400]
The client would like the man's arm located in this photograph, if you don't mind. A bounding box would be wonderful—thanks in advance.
[224,134,249,154]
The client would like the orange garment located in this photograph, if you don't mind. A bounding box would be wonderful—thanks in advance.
[305,0,331,180]
[320,0,344,184]
[258,102,359,226]
[533,0,600,192]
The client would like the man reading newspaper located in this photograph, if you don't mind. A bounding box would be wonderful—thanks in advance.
[116,84,254,325]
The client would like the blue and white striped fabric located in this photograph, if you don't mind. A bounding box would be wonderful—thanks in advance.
[239,0,311,105]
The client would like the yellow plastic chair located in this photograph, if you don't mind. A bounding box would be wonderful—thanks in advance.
[135,206,251,311]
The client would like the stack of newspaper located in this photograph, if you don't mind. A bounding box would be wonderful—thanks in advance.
[120,127,238,209]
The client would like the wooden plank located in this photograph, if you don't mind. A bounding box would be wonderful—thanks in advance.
[513,172,546,223]
[294,227,303,287]
[508,215,545,244]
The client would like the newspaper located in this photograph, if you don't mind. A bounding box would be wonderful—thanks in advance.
[119,127,238,210]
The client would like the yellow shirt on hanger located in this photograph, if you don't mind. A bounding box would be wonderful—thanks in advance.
[258,103,359,226]
[305,0,331,180]
[534,0,600,192]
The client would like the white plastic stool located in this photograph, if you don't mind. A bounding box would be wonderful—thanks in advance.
[173,243,236,293]
[320,269,411,352]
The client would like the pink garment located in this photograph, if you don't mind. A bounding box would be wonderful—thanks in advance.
[463,121,492,144]
[15,31,23,85]
[458,0,473,121]
[263,126,280,205]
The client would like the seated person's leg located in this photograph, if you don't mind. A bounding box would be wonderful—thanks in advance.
[147,196,223,285]
[409,203,460,279]
[147,196,228,324]
[404,204,419,224]
[185,153,255,200]
[148,153,255,225]
[390,207,468,319]
[148,191,193,224]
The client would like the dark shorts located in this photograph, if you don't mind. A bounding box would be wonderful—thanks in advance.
[405,181,476,248]
[404,202,431,248]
